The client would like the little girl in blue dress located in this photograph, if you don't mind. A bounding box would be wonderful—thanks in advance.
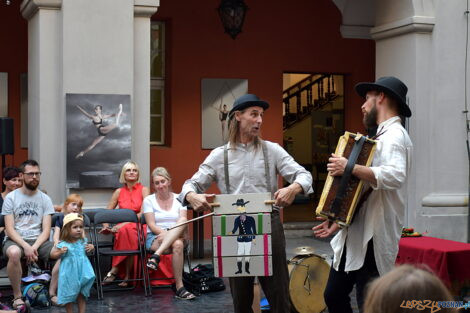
[50,213,95,313]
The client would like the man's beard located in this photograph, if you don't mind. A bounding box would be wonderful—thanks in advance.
[24,180,39,191]
[363,104,378,129]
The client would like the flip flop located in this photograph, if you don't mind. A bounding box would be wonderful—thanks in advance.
[102,271,117,285]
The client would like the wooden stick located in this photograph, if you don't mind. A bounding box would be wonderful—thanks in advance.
[166,212,215,231]
[166,199,274,230]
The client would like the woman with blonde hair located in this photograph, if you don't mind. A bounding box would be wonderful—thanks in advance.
[143,167,195,300]
[101,161,150,287]
[364,264,458,313]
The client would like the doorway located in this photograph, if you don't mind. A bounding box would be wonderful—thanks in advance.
[282,73,345,222]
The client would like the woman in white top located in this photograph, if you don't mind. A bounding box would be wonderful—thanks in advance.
[143,167,195,300]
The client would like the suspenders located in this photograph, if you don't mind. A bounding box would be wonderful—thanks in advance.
[223,140,272,194]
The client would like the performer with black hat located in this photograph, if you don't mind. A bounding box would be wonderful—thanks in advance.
[179,94,313,313]
[313,76,413,313]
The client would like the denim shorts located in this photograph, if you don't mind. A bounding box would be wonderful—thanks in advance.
[145,232,158,251]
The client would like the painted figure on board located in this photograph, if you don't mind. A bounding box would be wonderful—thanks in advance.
[229,199,256,274]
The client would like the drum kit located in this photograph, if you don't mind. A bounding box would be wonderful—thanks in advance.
[288,246,330,313]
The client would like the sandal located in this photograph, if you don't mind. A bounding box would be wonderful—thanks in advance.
[102,271,117,285]
[146,254,160,270]
[117,281,129,288]
[175,287,196,300]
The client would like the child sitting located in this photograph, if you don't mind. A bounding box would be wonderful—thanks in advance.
[50,213,95,313]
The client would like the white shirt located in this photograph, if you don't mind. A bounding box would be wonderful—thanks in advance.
[179,140,313,201]
[142,193,186,233]
[331,116,413,275]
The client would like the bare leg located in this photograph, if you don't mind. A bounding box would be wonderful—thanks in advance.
[98,104,122,135]
[49,260,60,298]
[118,257,133,287]
[221,121,226,140]
[77,294,86,313]
[155,220,187,256]
[171,239,184,290]
[65,302,74,313]
[76,136,105,158]
[6,246,23,301]
[116,103,123,125]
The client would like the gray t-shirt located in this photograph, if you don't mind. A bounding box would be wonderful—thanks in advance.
[2,188,54,241]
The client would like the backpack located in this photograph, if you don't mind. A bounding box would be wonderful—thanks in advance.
[182,264,225,294]
[22,283,50,309]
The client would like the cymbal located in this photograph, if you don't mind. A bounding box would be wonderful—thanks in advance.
[293,246,315,255]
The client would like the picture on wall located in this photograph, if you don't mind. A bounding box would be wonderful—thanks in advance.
[201,78,248,149]
[66,93,131,189]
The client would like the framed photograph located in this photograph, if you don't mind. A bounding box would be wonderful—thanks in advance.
[66,93,131,189]
[201,78,248,149]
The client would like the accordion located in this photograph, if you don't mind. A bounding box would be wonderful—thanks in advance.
[315,132,377,227]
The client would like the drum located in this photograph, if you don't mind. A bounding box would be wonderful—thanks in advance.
[288,254,330,313]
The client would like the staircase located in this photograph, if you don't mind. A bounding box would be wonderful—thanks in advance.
[283,74,340,130]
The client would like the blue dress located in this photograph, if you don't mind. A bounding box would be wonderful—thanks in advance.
[57,238,95,305]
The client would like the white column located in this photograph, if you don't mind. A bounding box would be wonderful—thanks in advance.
[20,0,159,207]
[21,0,63,202]
[372,0,468,242]
[134,0,159,188]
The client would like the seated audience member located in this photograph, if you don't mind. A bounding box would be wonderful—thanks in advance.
[2,160,55,311]
[101,161,149,287]
[49,194,92,306]
[1,167,22,240]
[143,167,195,300]
[364,264,458,313]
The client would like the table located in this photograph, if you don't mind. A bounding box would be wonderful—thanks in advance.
[396,236,470,296]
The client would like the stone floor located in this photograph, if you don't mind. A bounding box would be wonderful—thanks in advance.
[0,224,360,313]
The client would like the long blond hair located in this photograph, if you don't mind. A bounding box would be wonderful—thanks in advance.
[364,265,457,313]
[227,110,261,149]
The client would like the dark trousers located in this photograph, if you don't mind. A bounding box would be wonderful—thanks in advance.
[324,240,379,313]
[229,210,290,313]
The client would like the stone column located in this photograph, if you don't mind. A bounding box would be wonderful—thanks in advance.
[334,0,468,242]
[372,0,468,242]
[134,0,160,188]
[21,0,63,201]
[20,0,159,207]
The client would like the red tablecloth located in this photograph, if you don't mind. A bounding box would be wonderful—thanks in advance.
[396,236,470,293]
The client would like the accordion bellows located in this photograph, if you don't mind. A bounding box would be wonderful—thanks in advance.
[315,132,377,227]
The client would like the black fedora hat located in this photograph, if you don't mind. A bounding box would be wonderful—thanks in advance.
[229,94,269,119]
[355,76,411,118]
[232,199,250,207]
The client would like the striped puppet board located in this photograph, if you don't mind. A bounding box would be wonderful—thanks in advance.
[212,193,273,277]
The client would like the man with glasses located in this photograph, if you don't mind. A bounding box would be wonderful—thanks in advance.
[2,159,55,310]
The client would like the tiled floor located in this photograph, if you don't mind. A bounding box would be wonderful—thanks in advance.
[0,227,360,313]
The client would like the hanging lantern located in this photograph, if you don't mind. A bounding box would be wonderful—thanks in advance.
[217,0,248,39]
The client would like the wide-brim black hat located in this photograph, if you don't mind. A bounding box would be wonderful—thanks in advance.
[355,76,411,118]
[229,94,269,119]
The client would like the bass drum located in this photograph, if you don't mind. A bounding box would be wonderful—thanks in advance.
[288,254,330,313]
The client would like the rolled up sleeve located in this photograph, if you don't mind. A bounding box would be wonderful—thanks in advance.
[178,155,218,205]
[273,143,313,195]
[370,143,407,190]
